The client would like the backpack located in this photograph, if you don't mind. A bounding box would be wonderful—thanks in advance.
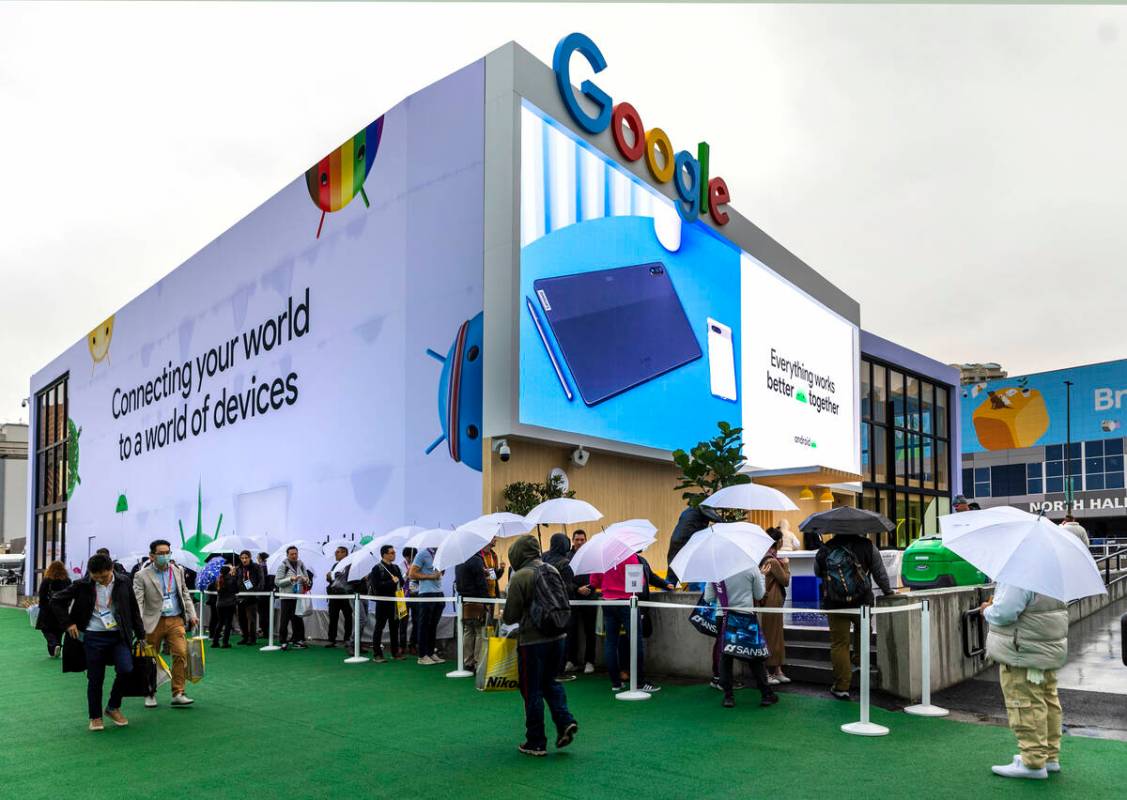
[823,545,868,604]
[528,562,572,636]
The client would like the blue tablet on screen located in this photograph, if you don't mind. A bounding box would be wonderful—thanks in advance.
[532,262,702,407]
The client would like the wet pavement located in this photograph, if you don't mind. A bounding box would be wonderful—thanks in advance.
[1057,597,1127,695]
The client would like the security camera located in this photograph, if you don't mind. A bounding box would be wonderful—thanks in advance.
[570,446,589,468]
[493,439,511,462]
[20,398,28,408]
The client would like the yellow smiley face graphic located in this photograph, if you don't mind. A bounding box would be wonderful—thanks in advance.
[88,316,114,365]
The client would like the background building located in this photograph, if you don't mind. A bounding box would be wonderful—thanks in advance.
[960,358,1127,538]
[953,362,1007,385]
[0,423,28,553]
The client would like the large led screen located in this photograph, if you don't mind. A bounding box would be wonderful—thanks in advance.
[30,63,486,583]
[518,100,859,472]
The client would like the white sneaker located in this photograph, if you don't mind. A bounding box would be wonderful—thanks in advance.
[564,661,578,672]
[584,662,595,674]
[1013,755,1060,773]
[171,693,195,707]
[144,695,158,709]
[767,676,781,685]
[774,674,792,684]
[992,758,1047,780]
[418,656,436,665]
[430,655,446,664]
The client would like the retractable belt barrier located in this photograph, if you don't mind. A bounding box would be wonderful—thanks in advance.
[190,589,946,734]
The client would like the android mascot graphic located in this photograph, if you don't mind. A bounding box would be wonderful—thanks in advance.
[425,312,484,472]
[87,315,114,372]
[66,419,81,499]
[306,116,385,239]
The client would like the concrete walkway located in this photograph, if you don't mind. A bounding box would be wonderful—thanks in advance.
[1057,596,1127,695]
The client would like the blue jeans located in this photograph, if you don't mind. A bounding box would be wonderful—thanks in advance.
[603,605,644,687]
[84,631,133,719]
[517,639,575,749]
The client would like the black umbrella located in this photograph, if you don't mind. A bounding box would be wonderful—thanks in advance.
[798,506,895,537]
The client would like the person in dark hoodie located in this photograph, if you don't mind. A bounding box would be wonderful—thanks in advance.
[455,546,490,672]
[666,505,721,586]
[211,564,239,648]
[51,553,147,731]
[543,533,577,682]
[503,535,578,757]
[36,560,71,657]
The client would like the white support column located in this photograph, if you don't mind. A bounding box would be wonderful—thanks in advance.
[260,592,280,651]
[345,594,369,664]
[617,595,650,701]
[447,594,473,678]
[841,606,888,736]
[904,600,950,717]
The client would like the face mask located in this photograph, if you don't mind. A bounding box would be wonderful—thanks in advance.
[154,554,171,567]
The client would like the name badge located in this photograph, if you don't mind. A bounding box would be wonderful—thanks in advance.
[162,592,176,614]
[98,609,117,629]
[486,569,497,580]
[243,580,254,590]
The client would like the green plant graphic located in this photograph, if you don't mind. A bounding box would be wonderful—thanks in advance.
[179,482,223,564]
[66,418,82,499]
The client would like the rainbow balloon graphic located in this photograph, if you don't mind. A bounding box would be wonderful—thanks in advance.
[305,116,384,238]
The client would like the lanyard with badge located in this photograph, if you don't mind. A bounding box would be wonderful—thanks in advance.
[96,583,117,629]
[243,567,254,591]
[159,567,177,614]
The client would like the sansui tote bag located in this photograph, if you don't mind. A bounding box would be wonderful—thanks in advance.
[688,593,719,638]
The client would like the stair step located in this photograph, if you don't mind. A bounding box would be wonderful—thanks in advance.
[782,657,880,688]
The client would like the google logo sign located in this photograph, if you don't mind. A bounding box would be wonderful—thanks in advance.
[553,32,731,226]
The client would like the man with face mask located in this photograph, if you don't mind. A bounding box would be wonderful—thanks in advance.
[51,553,147,731]
[134,538,199,709]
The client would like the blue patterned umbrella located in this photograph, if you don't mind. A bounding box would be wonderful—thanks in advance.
[198,556,227,590]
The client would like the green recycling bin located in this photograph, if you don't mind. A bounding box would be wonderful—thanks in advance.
[902,536,988,589]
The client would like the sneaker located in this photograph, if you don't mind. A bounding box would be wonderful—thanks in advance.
[709,678,722,691]
[374,656,388,664]
[1012,755,1060,774]
[293,641,308,650]
[171,693,195,707]
[583,662,595,674]
[418,656,436,665]
[105,708,129,727]
[611,684,624,692]
[280,643,290,651]
[760,692,779,707]
[89,718,104,732]
[518,742,547,757]
[767,676,781,685]
[556,674,577,683]
[555,722,578,749]
[722,695,735,708]
[144,695,158,709]
[992,759,1047,780]
[430,655,446,664]
[564,661,578,673]
[50,645,60,658]
[774,673,792,684]
[640,683,662,693]
[830,690,851,700]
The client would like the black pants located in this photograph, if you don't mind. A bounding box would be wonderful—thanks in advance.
[278,600,306,644]
[212,605,236,645]
[41,628,61,655]
[566,605,598,666]
[417,592,443,658]
[518,639,576,750]
[327,597,353,643]
[256,594,270,635]
[84,631,132,719]
[372,601,401,657]
[719,653,770,698]
[237,602,258,643]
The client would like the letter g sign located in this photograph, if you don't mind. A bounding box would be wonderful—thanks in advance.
[553,32,612,134]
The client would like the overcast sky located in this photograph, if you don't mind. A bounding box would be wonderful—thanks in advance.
[2,2,1126,425]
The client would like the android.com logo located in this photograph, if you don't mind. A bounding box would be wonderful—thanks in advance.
[794,435,818,449]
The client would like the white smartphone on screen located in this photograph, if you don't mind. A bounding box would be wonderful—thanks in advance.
[707,317,737,401]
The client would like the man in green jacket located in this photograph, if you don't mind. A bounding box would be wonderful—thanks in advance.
[981,584,1069,780]
[502,535,578,757]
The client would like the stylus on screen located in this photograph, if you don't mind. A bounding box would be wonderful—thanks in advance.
[526,296,574,401]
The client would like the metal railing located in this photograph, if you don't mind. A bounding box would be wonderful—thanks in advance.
[961,606,986,659]
[1093,545,1127,588]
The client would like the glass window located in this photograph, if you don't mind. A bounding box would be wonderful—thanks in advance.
[922,436,935,488]
[861,423,871,482]
[921,382,935,435]
[872,365,887,423]
[962,468,975,498]
[1087,473,1105,490]
[1086,457,1104,476]
[1068,442,1082,459]
[922,495,940,536]
[1028,479,1042,494]
[906,374,921,431]
[1046,477,1064,493]
[1107,454,1124,473]
[895,430,907,480]
[1086,440,1104,457]
[1046,461,1063,477]
[1027,463,1042,479]
[936,385,948,438]
[861,360,871,421]
[974,467,990,482]
[975,480,991,498]
[1069,459,1082,478]
[907,433,922,487]
[1046,444,1063,460]
[873,426,888,484]
[1106,439,1124,456]
[891,371,905,428]
[1107,473,1125,489]
[937,440,948,491]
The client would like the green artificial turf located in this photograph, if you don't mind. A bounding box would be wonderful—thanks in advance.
[2,607,1124,799]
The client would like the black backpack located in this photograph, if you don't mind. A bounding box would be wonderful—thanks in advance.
[528,562,572,636]
[823,545,868,604]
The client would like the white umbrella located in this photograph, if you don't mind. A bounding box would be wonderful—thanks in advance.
[203,534,264,555]
[939,508,1106,602]
[168,548,201,568]
[404,527,453,551]
[568,528,655,576]
[266,539,312,574]
[606,518,658,536]
[434,526,494,572]
[669,522,775,584]
[382,525,426,545]
[459,512,534,538]
[117,551,148,570]
[524,498,602,526]
[703,483,798,512]
[321,539,359,557]
[333,529,416,578]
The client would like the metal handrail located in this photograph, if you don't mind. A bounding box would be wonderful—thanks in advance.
[961,606,986,659]
[1093,546,1127,588]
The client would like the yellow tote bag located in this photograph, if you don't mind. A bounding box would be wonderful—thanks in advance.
[474,637,519,692]
[395,589,408,620]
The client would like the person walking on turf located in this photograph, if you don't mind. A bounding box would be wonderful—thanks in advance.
[982,584,1070,778]
[813,532,892,700]
[134,538,198,708]
[502,535,578,757]
[36,559,71,657]
[276,546,311,650]
[234,550,262,645]
[52,552,147,730]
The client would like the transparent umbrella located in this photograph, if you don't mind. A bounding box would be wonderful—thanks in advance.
[567,527,656,576]
[266,539,312,574]
[668,522,774,584]
[703,483,798,512]
[434,526,494,572]
[404,527,453,551]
